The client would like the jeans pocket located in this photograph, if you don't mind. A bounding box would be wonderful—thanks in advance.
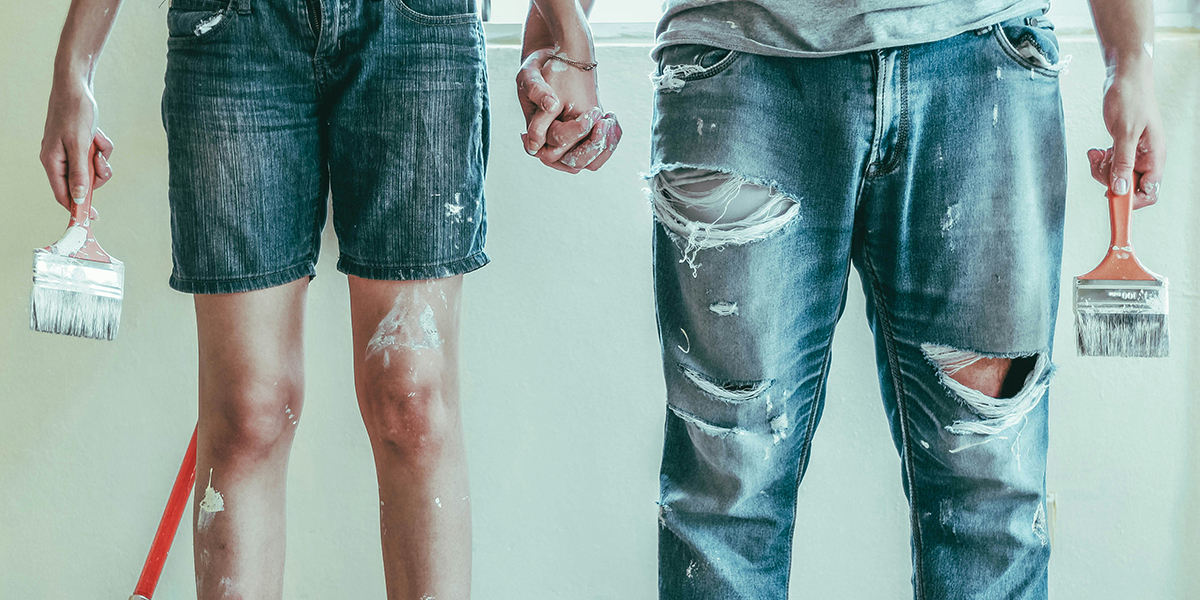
[653,44,741,92]
[993,14,1063,77]
[388,0,479,25]
[166,0,236,45]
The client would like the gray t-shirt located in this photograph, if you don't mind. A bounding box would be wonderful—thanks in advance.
[653,0,1050,59]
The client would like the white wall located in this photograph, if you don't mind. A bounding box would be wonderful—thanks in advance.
[0,3,1197,599]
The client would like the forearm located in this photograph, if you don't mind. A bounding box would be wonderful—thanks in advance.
[54,0,124,86]
[522,0,595,59]
[1088,0,1154,75]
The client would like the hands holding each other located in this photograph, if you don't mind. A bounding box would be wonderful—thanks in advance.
[516,2,621,174]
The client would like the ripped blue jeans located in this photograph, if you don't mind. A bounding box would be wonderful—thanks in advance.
[649,13,1065,600]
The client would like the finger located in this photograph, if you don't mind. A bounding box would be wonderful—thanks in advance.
[93,150,113,191]
[517,71,560,115]
[94,128,114,161]
[546,106,601,149]
[540,157,582,174]
[64,137,94,206]
[1109,127,1139,197]
[1086,148,1108,184]
[1133,126,1165,209]
[40,140,72,211]
[586,114,622,172]
[536,108,603,163]
[525,107,562,156]
[559,116,613,171]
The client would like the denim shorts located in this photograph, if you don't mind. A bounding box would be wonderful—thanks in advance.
[649,11,1065,600]
[162,0,489,294]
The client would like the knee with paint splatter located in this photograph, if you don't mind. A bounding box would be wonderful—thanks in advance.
[649,169,798,274]
[360,298,454,461]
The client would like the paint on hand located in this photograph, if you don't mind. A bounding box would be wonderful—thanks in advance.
[197,468,225,531]
[367,301,443,361]
[435,497,442,508]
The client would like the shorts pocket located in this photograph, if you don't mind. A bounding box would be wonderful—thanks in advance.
[388,0,479,25]
[993,14,1063,78]
[166,0,236,45]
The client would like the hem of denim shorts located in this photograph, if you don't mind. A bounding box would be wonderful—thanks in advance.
[336,251,490,281]
[169,262,317,295]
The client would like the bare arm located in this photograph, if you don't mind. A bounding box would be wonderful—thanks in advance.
[516,0,621,173]
[1085,0,1163,208]
[41,0,123,213]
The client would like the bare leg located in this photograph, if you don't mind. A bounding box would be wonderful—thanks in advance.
[349,275,471,600]
[193,278,308,600]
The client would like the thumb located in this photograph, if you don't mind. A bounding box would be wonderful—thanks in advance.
[66,140,93,206]
[1109,130,1138,196]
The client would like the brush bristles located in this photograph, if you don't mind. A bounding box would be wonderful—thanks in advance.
[1075,313,1168,357]
[30,287,122,341]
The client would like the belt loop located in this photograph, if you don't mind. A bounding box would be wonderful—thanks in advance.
[234,0,251,15]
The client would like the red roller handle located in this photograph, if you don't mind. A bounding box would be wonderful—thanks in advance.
[131,426,197,600]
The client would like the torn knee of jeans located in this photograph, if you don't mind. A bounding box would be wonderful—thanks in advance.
[649,168,799,275]
[921,343,1055,436]
[682,366,771,404]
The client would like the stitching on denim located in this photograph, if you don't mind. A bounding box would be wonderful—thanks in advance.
[878,48,910,176]
[865,51,887,176]
[388,0,479,25]
[339,249,487,270]
[655,46,741,80]
[859,250,926,600]
[173,260,313,283]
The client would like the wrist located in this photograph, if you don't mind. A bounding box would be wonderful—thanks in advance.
[53,56,95,88]
[1104,47,1154,78]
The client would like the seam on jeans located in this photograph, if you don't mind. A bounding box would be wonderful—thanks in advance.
[865,51,887,174]
[172,259,313,283]
[338,248,487,270]
[656,47,742,81]
[876,48,910,177]
[859,249,926,600]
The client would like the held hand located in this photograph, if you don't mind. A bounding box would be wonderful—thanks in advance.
[40,76,112,218]
[515,48,621,173]
[1091,63,1164,208]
